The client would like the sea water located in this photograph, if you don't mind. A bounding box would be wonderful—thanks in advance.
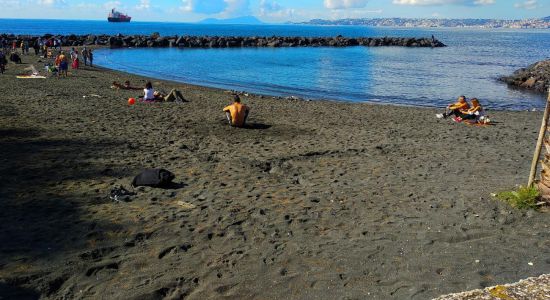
[2,19,549,109]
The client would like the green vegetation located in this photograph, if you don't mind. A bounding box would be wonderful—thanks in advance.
[495,186,540,210]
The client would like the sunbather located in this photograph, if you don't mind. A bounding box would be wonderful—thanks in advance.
[436,96,470,120]
[462,98,490,124]
[111,80,141,90]
[223,95,250,127]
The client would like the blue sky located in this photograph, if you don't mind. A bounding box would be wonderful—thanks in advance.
[0,0,548,22]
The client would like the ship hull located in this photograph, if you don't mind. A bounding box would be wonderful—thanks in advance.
[108,17,131,22]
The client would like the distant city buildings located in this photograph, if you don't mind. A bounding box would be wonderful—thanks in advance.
[298,17,550,29]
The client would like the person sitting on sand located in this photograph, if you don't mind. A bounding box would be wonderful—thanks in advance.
[9,52,22,64]
[140,81,156,102]
[461,98,490,124]
[436,96,470,120]
[223,95,250,128]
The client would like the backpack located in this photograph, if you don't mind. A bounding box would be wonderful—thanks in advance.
[132,169,175,188]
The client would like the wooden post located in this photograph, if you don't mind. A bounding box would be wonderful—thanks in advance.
[528,87,550,187]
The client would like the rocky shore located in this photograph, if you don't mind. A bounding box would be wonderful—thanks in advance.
[500,60,550,94]
[0,33,446,49]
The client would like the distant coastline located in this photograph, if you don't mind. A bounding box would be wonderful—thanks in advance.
[294,16,550,29]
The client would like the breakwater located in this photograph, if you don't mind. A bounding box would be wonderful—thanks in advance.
[0,34,446,49]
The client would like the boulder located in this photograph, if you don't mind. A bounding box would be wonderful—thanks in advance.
[500,60,550,94]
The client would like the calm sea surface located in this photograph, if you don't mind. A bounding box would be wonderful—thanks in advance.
[2,19,549,110]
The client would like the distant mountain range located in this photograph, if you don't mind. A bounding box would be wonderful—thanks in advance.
[295,16,550,29]
[198,16,264,25]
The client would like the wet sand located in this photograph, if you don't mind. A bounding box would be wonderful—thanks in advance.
[0,54,549,299]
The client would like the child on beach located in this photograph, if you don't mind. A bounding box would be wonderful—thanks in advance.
[436,96,470,120]
[223,95,250,128]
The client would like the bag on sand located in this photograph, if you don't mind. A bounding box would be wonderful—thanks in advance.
[132,169,175,188]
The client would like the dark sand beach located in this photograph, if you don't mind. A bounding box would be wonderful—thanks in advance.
[0,54,549,299]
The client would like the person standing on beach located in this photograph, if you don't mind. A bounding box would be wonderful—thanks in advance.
[33,39,40,55]
[82,47,89,66]
[0,51,7,74]
[57,52,68,77]
[71,50,79,69]
[223,95,250,127]
[88,49,93,67]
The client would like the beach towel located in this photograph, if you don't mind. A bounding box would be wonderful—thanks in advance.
[16,75,47,79]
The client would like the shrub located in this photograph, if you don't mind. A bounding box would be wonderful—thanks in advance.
[495,185,540,210]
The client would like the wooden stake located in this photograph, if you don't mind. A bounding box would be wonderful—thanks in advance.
[528,87,550,187]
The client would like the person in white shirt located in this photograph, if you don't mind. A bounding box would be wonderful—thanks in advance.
[142,81,155,101]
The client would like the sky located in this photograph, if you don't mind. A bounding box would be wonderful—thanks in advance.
[0,0,548,22]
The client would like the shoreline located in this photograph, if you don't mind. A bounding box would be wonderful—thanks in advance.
[1,53,549,299]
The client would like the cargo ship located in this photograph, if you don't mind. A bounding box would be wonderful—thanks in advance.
[108,8,131,22]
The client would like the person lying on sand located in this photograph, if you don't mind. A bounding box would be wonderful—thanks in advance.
[111,80,141,90]
[436,96,470,120]
[138,82,186,103]
[223,95,250,128]
[159,89,186,102]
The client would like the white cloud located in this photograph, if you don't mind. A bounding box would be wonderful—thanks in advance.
[37,0,66,7]
[180,0,226,14]
[393,0,495,5]
[474,0,494,4]
[135,0,150,10]
[180,0,249,15]
[514,0,539,9]
[103,1,122,10]
[259,0,294,18]
[223,0,250,16]
[324,0,369,10]
[0,0,21,8]
[180,0,192,11]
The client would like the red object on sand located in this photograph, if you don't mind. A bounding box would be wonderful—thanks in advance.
[128,98,136,105]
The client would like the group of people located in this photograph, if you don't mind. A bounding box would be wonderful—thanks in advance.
[437,96,490,124]
[138,88,494,129]
[44,47,94,77]
[137,81,187,103]
[134,81,248,126]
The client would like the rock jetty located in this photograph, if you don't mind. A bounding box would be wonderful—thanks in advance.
[0,34,446,49]
[500,60,550,94]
